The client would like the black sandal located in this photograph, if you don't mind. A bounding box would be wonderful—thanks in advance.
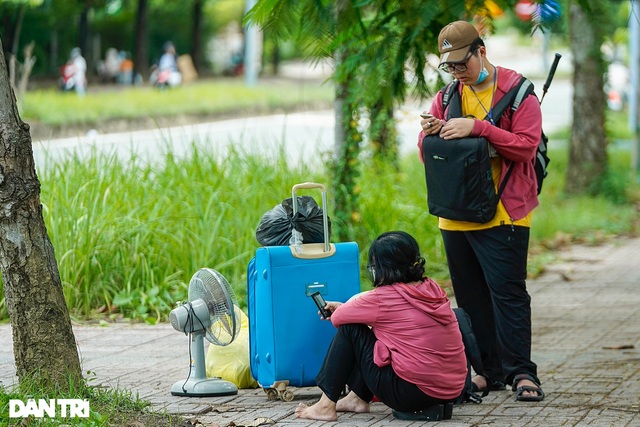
[512,373,545,402]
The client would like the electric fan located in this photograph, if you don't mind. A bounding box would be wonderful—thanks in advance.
[170,268,242,397]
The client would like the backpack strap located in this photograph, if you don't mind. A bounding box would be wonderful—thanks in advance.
[442,80,461,120]
[488,76,535,198]
[491,76,535,124]
[511,78,534,112]
[496,160,514,199]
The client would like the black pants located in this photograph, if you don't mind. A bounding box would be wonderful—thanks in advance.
[441,226,539,386]
[315,323,446,412]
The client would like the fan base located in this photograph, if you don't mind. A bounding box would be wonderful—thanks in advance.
[170,378,238,397]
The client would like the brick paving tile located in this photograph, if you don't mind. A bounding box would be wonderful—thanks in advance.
[1,237,639,426]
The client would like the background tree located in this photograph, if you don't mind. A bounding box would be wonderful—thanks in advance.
[133,0,149,80]
[508,0,624,196]
[0,0,233,80]
[331,0,363,241]
[191,0,205,73]
[0,36,82,388]
[566,0,615,194]
[0,0,44,69]
[78,1,91,56]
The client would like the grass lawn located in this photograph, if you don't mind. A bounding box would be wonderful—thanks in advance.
[21,77,335,139]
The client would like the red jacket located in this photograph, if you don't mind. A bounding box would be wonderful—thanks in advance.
[418,67,542,221]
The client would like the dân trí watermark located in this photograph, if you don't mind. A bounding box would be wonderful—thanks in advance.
[9,399,90,418]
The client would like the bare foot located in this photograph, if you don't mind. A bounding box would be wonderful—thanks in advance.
[336,391,370,413]
[295,395,338,421]
[472,375,487,390]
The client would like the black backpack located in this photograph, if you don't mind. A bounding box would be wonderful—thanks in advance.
[441,76,549,195]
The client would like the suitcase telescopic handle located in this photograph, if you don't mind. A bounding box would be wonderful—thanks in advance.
[291,182,330,253]
[292,182,326,192]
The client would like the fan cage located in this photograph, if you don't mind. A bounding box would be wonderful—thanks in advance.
[188,268,241,346]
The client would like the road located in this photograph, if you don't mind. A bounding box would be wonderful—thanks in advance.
[31,78,572,170]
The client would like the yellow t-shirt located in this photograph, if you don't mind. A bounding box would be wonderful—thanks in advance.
[438,83,532,231]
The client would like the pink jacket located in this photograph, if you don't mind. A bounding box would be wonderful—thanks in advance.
[331,279,467,400]
[418,67,543,221]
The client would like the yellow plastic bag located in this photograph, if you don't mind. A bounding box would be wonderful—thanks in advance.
[206,309,258,389]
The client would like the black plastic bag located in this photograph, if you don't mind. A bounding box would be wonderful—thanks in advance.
[255,196,330,246]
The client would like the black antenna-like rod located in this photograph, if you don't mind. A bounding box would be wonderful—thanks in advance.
[540,53,562,104]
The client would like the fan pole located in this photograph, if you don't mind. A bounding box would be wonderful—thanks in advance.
[191,333,207,380]
[170,331,238,397]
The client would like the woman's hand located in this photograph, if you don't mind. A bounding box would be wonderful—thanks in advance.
[439,117,475,140]
[420,112,445,136]
[320,301,342,319]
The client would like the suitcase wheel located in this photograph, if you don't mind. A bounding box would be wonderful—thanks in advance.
[264,388,279,400]
[280,390,294,402]
[263,381,294,401]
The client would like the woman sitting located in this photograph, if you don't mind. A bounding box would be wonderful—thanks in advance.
[295,231,468,421]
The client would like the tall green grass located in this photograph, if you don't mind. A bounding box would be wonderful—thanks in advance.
[35,144,320,323]
[0,143,637,323]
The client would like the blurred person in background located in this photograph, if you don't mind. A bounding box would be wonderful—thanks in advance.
[98,47,121,83]
[150,41,182,88]
[59,47,87,96]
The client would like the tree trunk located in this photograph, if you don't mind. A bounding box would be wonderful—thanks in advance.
[334,71,347,170]
[191,0,204,74]
[10,3,25,57]
[369,100,398,170]
[332,79,362,242]
[79,5,90,62]
[134,0,149,81]
[332,0,363,242]
[566,2,608,194]
[271,40,280,76]
[0,37,82,388]
[49,30,59,76]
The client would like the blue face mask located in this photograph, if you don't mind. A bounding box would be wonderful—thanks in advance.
[474,58,489,85]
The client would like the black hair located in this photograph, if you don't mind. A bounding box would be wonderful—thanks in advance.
[367,231,426,287]
[470,37,485,55]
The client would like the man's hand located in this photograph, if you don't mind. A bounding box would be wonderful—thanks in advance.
[420,112,445,136]
[439,117,475,140]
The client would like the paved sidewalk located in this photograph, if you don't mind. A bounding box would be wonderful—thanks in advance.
[2,236,639,426]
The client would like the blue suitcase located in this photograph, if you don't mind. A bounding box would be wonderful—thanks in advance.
[247,183,360,400]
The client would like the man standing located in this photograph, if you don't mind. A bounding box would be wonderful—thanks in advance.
[418,20,544,402]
